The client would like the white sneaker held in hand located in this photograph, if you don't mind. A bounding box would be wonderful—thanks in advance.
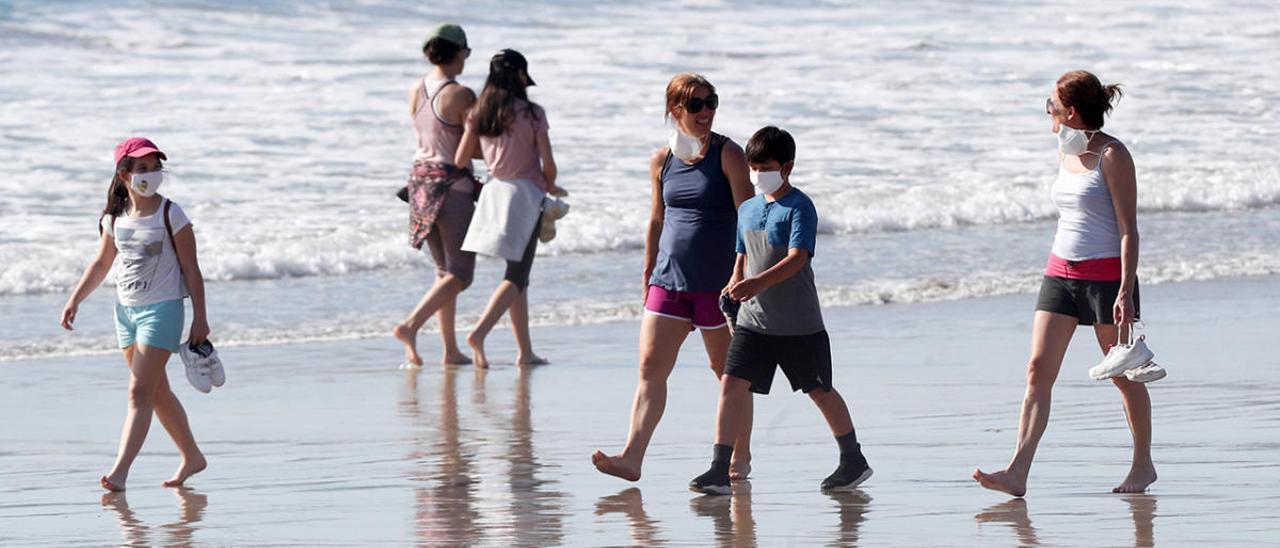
[180,340,225,392]
[1124,361,1167,383]
[1089,327,1154,380]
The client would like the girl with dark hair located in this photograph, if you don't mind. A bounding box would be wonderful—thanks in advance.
[456,49,564,369]
[61,137,210,491]
[975,70,1159,496]
[393,22,481,368]
[592,73,755,483]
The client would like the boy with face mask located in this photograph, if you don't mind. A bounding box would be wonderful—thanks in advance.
[689,126,872,495]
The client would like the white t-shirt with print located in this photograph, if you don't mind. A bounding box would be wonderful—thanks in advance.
[101,199,191,307]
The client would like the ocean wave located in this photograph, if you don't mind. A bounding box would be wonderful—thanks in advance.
[6,254,1275,362]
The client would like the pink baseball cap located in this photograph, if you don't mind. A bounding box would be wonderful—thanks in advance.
[113,137,168,165]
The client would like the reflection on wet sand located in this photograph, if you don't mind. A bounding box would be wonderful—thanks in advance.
[595,488,666,546]
[508,366,567,546]
[975,495,1157,548]
[1124,494,1157,547]
[827,489,873,547]
[402,367,482,545]
[101,488,207,547]
[400,366,566,546]
[689,481,757,548]
[975,499,1040,547]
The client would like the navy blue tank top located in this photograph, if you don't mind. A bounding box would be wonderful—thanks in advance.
[649,133,737,292]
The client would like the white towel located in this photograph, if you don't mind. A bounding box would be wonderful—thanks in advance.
[462,177,546,261]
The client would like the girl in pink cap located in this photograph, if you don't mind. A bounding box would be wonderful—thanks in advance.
[61,137,211,491]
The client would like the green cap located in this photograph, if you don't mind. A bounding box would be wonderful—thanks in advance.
[426,23,467,49]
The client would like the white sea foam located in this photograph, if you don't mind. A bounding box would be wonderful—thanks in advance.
[1,1,1277,356]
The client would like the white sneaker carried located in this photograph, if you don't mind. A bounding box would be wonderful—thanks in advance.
[539,197,570,243]
[1089,328,1154,380]
[180,340,225,392]
[1124,361,1167,383]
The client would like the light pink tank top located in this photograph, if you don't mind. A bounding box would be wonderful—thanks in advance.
[413,77,472,193]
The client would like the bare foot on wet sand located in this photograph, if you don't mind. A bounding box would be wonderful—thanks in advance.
[730,456,751,481]
[517,353,550,367]
[443,351,473,366]
[163,455,208,488]
[392,324,423,367]
[467,332,489,369]
[100,474,126,492]
[973,468,1027,497]
[592,450,641,482]
[1113,465,1157,493]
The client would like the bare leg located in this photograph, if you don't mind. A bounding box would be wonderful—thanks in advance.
[702,327,752,479]
[511,289,546,365]
[592,314,690,481]
[103,344,175,491]
[713,375,754,448]
[808,388,854,436]
[1093,324,1157,493]
[393,274,464,366]
[436,293,472,365]
[973,311,1078,497]
[149,372,207,487]
[467,280,521,369]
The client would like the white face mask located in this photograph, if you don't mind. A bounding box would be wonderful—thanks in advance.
[668,129,705,163]
[129,170,164,197]
[1057,125,1096,156]
[749,169,785,195]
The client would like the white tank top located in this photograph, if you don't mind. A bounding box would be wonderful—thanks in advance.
[1050,142,1122,261]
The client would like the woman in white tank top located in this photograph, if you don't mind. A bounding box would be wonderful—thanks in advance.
[975,71,1158,496]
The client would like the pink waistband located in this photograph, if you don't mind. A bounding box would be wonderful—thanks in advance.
[1044,253,1122,281]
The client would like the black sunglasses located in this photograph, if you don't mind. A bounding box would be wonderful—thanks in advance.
[1045,97,1057,116]
[685,93,719,114]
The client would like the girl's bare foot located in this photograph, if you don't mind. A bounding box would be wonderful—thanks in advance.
[592,450,641,482]
[973,468,1027,497]
[100,475,126,492]
[1113,464,1157,493]
[392,324,423,366]
[467,332,489,369]
[517,352,549,366]
[162,454,207,488]
[443,351,473,366]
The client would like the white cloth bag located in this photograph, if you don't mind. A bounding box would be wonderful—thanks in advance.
[461,177,545,261]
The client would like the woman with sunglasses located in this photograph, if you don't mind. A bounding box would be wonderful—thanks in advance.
[974,70,1157,496]
[393,23,479,367]
[593,73,755,482]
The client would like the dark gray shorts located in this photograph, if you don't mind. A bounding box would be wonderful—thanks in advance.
[724,327,833,395]
[425,192,477,288]
[1035,276,1140,326]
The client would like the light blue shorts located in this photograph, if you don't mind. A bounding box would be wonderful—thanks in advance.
[114,298,185,353]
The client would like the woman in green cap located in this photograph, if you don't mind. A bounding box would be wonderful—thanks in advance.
[393,23,481,368]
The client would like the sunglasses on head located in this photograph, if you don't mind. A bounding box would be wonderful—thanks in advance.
[685,93,719,114]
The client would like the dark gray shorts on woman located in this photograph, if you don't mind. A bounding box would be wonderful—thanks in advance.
[1035,276,1140,326]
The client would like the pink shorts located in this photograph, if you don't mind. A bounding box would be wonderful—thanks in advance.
[644,285,728,330]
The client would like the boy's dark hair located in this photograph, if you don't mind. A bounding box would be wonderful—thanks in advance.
[745,126,795,165]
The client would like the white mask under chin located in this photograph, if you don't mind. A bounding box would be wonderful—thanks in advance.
[668,130,705,162]
[749,169,784,195]
[129,170,164,197]
[1057,125,1096,156]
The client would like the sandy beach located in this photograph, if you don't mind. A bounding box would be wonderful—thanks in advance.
[2,275,1276,546]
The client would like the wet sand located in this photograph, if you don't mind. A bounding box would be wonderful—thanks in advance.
[2,276,1277,546]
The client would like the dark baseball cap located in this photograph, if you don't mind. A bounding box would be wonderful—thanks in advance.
[492,49,536,86]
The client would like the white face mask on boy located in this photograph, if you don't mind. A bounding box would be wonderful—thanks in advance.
[749,169,785,195]
[129,170,164,197]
